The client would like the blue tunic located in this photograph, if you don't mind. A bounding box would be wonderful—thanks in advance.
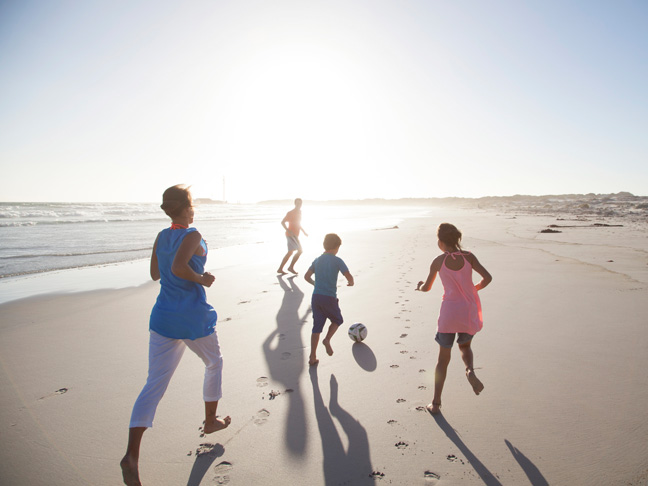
[149,227,217,340]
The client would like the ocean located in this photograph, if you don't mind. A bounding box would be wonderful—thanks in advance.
[0,201,426,302]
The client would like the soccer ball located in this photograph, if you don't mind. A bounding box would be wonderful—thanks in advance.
[348,323,367,342]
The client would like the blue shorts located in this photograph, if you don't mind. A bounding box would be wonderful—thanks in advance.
[311,294,343,333]
[435,332,474,349]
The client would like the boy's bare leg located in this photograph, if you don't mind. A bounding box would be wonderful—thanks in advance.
[459,341,484,395]
[202,401,232,434]
[427,346,451,414]
[287,250,302,274]
[120,427,146,486]
[321,322,340,356]
[309,333,320,365]
[277,251,293,274]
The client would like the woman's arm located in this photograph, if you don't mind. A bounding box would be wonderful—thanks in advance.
[171,231,215,287]
[150,234,160,281]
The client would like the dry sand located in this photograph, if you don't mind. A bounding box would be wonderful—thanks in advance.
[1,205,647,485]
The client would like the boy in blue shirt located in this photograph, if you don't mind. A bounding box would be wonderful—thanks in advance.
[304,233,354,366]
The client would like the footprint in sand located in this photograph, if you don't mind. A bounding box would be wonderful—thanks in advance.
[387,419,397,425]
[418,385,427,390]
[424,471,441,484]
[396,398,406,403]
[38,388,68,400]
[400,350,409,354]
[268,390,281,400]
[238,300,251,305]
[213,461,234,485]
[390,364,399,369]
[400,333,408,338]
[254,409,270,425]
[419,369,426,373]
[256,377,269,387]
[281,352,291,360]
[447,454,458,462]
[415,406,427,412]
[369,471,385,479]
[395,441,409,449]
[195,443,219,457]
[278,333,286,341]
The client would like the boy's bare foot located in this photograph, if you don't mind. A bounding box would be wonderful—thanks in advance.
[309,357,319,366]
[466,370,484,395]
[203,416,232,434]
[120,456,142,486]
[322,339,334,356]
[426,402,441,414]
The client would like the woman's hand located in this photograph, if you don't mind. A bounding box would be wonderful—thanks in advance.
[201,272,215,287]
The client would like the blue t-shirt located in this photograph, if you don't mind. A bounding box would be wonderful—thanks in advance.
[149,227,217,340]
[309,253,349,297]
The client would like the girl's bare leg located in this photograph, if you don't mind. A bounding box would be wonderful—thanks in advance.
[120,427,146,486]
[203,401,231,434]
[427,346,451,414]
[459,341,484,395]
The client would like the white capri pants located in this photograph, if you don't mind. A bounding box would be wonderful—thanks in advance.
[129,330,223,428]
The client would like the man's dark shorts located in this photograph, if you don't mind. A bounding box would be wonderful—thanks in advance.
[311,294,344,333]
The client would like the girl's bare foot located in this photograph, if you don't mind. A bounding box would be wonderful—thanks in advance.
[466,370,484,395]
[287,267,298,274]
[309,356,319,366]
[426,402,441,414]
[322,339,334,356]
[120,456,142,486]
[203,416,232,434]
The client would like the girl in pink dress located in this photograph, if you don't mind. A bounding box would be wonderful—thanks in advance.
[416,223,492,414]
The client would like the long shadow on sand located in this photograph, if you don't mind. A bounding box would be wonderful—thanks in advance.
[432,413,503,486]
[310,369,374,486]
[352,342,377,371]
[505,439,549,486]
[186,443,225,486]
[262,275,310,455]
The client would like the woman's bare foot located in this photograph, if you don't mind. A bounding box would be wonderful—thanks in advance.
[322,339,334,356]
[309,356,319,366]
[120,456,142,486]
[426,402,441,414]
[466,370,484,395]
[203,416,232,434]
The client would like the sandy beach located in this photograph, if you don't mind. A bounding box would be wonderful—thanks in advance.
[1,204,647,485]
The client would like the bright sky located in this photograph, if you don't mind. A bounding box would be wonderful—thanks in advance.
[0,0,646,203]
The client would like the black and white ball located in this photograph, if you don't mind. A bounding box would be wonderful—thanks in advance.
[348,323,367,342]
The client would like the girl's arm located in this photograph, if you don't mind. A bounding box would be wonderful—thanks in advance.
[171,231,215,287]
[417,256,443,292]
[468,253,492,290]
[150,234,160,281]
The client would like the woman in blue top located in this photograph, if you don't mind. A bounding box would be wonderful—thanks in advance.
[121,185,231,486]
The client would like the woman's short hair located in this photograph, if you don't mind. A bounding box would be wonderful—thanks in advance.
[161,185,192,218]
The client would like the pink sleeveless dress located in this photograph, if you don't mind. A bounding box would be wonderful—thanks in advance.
[437,251,483,335]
